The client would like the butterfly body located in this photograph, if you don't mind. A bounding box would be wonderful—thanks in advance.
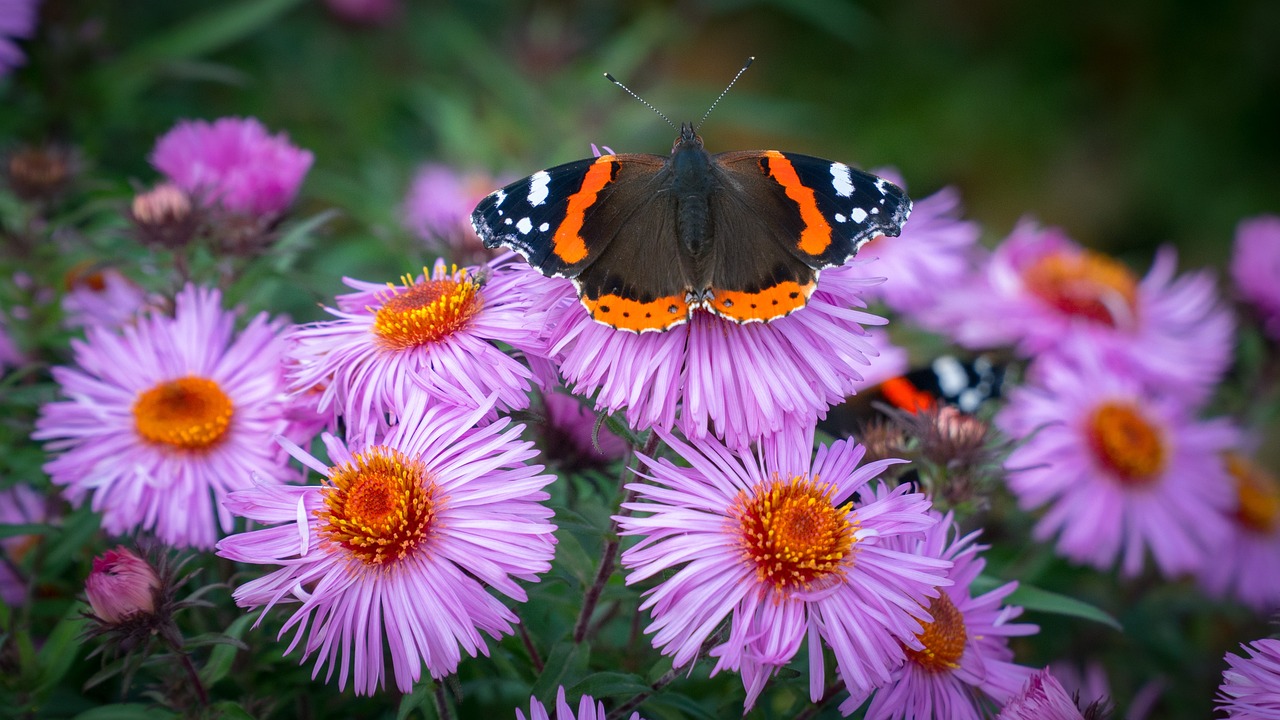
[471,122,912,333]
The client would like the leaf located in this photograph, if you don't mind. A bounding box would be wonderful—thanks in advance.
[530,641,590,701]
[35,606,88,695]
[199,614,255,687]
[0,522,49,539]
[208,701,256,720]
[567,671,651,699]
[396,679,435,720]
[73,704,176,720]
[973,575,1122,631]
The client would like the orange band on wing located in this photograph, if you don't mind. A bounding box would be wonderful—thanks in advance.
[881,377,937,413]
[552,156,616,264]
[582,292,690,333]
[706,280,814,324]
[763,150,833,256]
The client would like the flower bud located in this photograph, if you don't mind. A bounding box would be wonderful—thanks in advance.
[85,547,160,623]
[130,183,198,250]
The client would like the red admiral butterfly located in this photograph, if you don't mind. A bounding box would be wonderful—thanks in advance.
[470,58,912,333]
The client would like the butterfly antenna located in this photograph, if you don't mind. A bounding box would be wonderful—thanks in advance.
[603,71,677,131]
[696,56,754,131]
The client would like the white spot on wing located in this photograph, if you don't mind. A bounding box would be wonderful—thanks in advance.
[504,218,513,225]
[850,208,868,223]
[539,222,549,232]
[834,213,846,223]
[830,163,854,197]
[875,178,888,195]
[528,171,551,206]
[517,217,533,234]
[933,356,968,397]
[494,189,506,206]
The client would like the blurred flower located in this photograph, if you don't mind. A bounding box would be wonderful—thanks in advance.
[1217,639,1280,719]
[996,669,1088,720]
[129,183,199,251]
[150,117,313,217]
[85,546,159,623]
[34,285,293,549]
[1051,660,1163,720]
[617,427,950,711]
[1198,452,1280,610]
[323,0,398,24]
[404,163,506,265]
[217,394,556,695]
[0,0,38,77]
[61,264,154,331]
[536,263,887,449]
[841,503,1036,719]
[924,220,1233,406]
[997,347,1238,577]
[287,257,546,436]
[6,144,75,203]
[1231,215,1280,340]
[515,686,644,720]
[845,171,982,316]
[0,313,21,373]
[0,484,48,606]
[526,356,627,473]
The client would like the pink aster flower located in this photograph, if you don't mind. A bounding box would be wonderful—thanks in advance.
[0,0,38,76]
[1198,452,1280,611]
[403,163,507,265]
[287,257,546,436]
[840,504,1036,719]
[535,263,887,449]
[996,345,1238,577]
[617,427,951,711]
[61,266,155,331]
[844,170,982,316]
[1218,639,1280,719]
[216,394,557,695]
[515,686,644,720]
[150,117,313,217]
[924,220,1234,406]
[34,285,293,549]
[1231,215,1280,340]
[85,546,161,623]
[0,484,47,606]
[997,669,1087,720]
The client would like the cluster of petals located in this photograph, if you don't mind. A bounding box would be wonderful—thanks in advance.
[617,427,951,711]
[530,263,888,450]
[515,686,644,720]
[924,220,1234,406]
[1198,451,1280,610]
[216,394,557,695]
[996,669,1087,720]
[150,116,313,217]
[1231,214,1280,340]
[842,502,1036,719]
[1217,638,1280,719]
[85,546,160,624]
[34,285,293,549]
[997,345,1239,577]
[286,256,547,437]
[0,0,38,76]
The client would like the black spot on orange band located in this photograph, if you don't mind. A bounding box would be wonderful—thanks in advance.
[706,280,815,324]
[552,156,617,264]
[762,151,833,256]
[582,291,690,333]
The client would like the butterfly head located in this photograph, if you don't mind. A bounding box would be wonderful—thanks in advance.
[674,122,703,152]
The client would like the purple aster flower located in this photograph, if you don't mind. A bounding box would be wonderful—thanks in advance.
[535,263,887,449]
[287,257,546,436]
[996,669,1087,720]
[403,163,508,265]
[61,266,156,331]
[216,394,557,695]
[528,356,628,472]
[34,285,293,549]
[617,427,951,711]
[840,502,1037,719]
[1218,639,1280,719]
[515,686,644,720]
[923,220,1234,406]
[0,0,38,76]
[1198,452,1280,611]
[1231,215,1280,340]
[844,170,982,316]
[996,345,1238,577]
[0,484,48,606]
[150,117,313,217]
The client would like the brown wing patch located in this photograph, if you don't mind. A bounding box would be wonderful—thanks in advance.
[551,156,618,264]
[581,292,691,333]
[761,151,833,256]
[706,279,816,324]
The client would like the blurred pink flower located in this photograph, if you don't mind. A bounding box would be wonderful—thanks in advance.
[0,484,47,606]
[85,546,160,623]
[61,266,155,331]
[527,356,628,472]
[150,117,313,217]
[1198,452,1280,611]
[403,163,507,265]
[0,0,38,76]
[1231,214,1280,340]
[0,313,21,373]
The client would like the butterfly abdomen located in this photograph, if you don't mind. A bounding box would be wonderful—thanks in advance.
[670,140,716,260]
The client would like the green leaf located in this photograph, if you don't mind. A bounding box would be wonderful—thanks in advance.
[209,701,256,720]
[396,679,435,720]
[42,505,101,575]
[73,704,177,720]
[567,671,651,699]
[0,523,50,539]
[199,614,255,687]
[973,575,1122,631]
[530,641,590,700]
[35,605,88,695]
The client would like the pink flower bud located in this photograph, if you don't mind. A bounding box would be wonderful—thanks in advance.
[85,547,160,623]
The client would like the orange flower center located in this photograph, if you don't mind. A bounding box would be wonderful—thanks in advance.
[1022,250,1138,327]
[371,267,482,351]
[1086,401,1166,485]
[316,447,439,566]
[733,474,856,594]
[132,376,234,450]
[1226,453,1280,534]
[904,593,967,672]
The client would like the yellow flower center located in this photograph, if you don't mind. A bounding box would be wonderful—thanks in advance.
[732,474,856,594]
[1022,250,1138,327]
[904,593,967,672]
[1226,453,1280,534]
[132,376,234,450]
[1086,401,1166,486]
[316,447,439,566]
[371,267,482,351]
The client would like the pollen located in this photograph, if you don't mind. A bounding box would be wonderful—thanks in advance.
[132,376,234,450]
[904,593,967,672]
[1086,401,1166,485]
[371,266,482,351]
[1226,453,1279,534]
[732,474,856,594]
[316,446,439,566]
[1022,249,1139,327]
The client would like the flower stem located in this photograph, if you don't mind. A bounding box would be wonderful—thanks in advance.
[176,647,209,707]
[516,620,544,673]
[433,682,453,720]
